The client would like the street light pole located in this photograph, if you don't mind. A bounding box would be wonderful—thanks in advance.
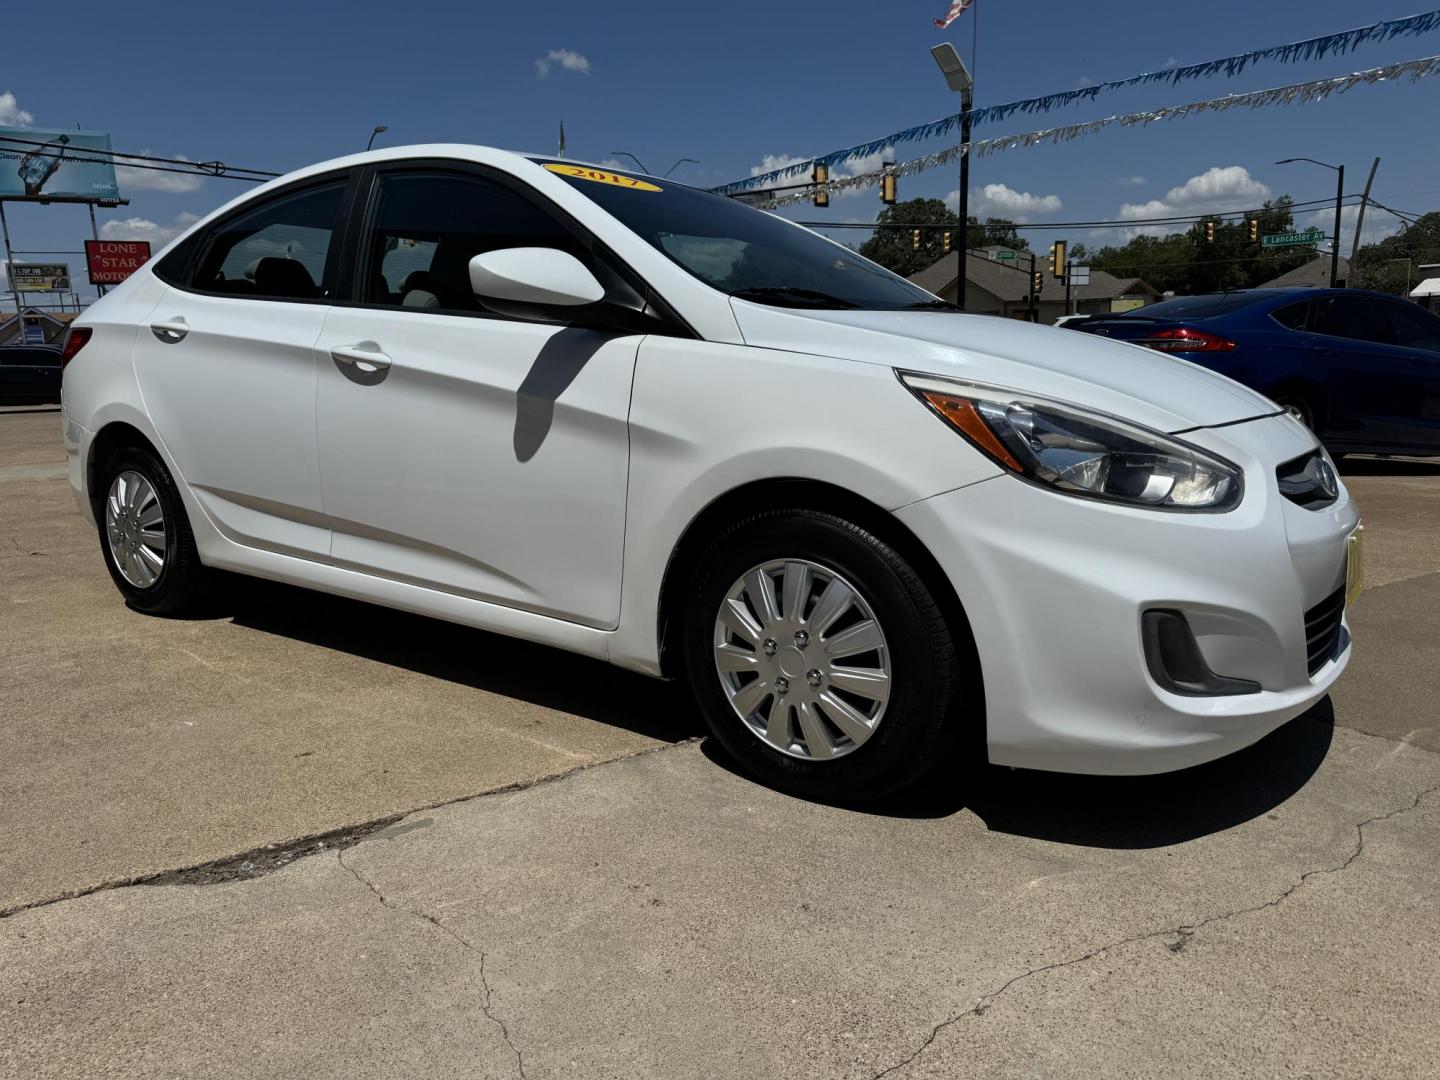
[610,151,650,174]
[367,125,388,152]
[931,43,974,310]
[1276,157,1345,288]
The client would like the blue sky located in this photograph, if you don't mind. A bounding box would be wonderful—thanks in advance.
[4,0,1440,301]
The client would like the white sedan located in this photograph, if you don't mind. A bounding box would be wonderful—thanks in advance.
[59,146,1361,800]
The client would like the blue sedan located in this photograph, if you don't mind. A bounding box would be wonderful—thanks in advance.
[1068,288,1440,455]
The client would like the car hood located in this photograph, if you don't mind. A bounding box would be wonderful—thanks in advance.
[730,302,1278,433]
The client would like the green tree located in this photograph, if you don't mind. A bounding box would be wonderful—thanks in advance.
[857,199,1029,277]
[1351,211,1440,296]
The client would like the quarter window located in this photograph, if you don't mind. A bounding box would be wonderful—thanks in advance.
[1309,295,1388,344]
[361,171,576,311]
[191,181,347,300]
[1271,300,1310,331]
[1379,299,1440,351]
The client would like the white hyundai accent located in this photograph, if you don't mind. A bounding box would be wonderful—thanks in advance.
[59,146,1362,800]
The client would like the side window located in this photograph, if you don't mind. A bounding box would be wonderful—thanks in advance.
[191,181,347,300]
[361,171,577,311]
[1271,300,1309,331]
[1380,300,1440,352]
[1310,296,1389,344]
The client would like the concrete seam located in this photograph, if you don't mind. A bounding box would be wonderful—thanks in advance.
[337,850,526,1080]
[867,781,1440,1080]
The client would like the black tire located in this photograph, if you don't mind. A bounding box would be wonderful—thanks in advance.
[96,445,209,614]
[1272,391,1318,432]
[682,509,966,802]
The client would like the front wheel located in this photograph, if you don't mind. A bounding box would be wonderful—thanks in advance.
[97,446,210,614]
[1272,392,1318,432]
[682,509,968,802]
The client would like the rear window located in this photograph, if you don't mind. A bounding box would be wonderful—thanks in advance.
[1120,293,1271,320]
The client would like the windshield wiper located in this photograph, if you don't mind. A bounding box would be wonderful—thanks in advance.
[902,299,961,311]
[730,287,861,309]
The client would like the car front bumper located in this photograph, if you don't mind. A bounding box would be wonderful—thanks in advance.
[894,413,1359,775]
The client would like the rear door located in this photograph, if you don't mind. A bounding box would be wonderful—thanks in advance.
[1374,297,1440,451]
[0,347,61,401]
[1308,294,1423,449]
[134,173,357,559]
[313,164,639,628]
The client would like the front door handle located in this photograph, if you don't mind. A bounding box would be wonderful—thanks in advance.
[330,344,393,374]
[150,318,189,343]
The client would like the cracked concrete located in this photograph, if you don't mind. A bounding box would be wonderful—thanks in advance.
[337,850,528,1079]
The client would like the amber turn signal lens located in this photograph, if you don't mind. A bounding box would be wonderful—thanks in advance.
[920,392,1024,472]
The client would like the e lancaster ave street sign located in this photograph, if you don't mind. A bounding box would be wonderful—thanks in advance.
[1262,228,1327,248]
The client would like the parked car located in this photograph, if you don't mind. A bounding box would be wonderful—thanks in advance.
[1066,288,1440,456]
[59,147,1361,800]
[0,343,63,404]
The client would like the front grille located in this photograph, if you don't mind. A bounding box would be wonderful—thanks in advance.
[1304,582,1347,676]
[1277,450,1340,510]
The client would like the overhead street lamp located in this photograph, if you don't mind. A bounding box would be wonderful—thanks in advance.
[1276,157,1345,288]
[663,158,700,178]
[610,151,650,174]
[932,43,974,309]
[367,125,389,152]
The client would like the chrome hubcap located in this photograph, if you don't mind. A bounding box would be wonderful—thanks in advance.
[105,470,167,589]
[713,559,891,762]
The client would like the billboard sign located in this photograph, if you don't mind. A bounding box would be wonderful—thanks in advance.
[0,127,120,200]
[7,262,71,292]
[85,240,150,285]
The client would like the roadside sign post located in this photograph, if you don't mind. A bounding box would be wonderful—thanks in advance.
[85,240,150,288]
[1262,228,1327,249]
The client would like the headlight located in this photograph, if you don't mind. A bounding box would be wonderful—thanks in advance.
[900,373,1243,512]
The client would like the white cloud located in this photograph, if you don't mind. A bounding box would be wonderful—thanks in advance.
[113,152,206,193]
[0,91,32,126]
[534,49,591,78]
[1075,76,1095,89]
[99,213,196,248]
[1302,203,1402,253]
[1116,165,1271,238]
[969,182,1063,222]
[1120,175,1147,187]
[597,159,627,170]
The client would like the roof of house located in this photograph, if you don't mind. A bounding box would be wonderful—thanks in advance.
[910,249,1159,304]
[1410,276,1440,298]
[0,309,80,345]
[1258,255,1350,289]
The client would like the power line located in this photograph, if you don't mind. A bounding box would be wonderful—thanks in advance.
[0,134,279,182]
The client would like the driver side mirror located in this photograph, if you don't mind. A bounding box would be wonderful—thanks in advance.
[468,248,605,308]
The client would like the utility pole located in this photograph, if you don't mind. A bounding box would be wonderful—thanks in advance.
[931,43,974,310]
[1350,156,1381,265]
[1027,250,1038,322]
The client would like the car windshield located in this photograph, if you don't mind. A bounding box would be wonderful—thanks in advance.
[534,160,946,311]
[1117,292,1272,320]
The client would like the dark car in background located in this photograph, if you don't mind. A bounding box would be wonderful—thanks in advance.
[0,344,63,404]
[1067,288,1440,456]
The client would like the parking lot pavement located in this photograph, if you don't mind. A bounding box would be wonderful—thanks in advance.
[2,412,1438,1079]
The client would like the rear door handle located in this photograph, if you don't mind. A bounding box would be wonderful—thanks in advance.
[329,345,393,374]
[150,318,189,343]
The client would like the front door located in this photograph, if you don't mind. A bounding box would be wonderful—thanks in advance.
[131,175,353,560]
[314,167,636,628]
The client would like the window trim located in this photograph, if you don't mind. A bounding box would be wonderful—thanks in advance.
[332,158,696,338]
[153,169,362,306]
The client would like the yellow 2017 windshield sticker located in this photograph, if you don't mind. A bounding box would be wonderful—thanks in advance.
[544,163,662,192]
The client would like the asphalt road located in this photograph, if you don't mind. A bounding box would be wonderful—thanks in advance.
[2,406,1437,1079]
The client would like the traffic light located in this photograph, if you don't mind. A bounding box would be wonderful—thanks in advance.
[912,229,922,251]
[880,162,897,205]
[942,230,952,254]
[811,163,829,208]
[1205,220,1216,243]
[1248,217,1260,242]
[1050,240,1067,278]
[1032,270,1043,293]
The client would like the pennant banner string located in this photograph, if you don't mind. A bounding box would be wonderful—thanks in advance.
[713,8,1440,195]
[751,54,1440,209]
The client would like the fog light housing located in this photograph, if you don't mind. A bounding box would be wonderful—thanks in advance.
[1142,610,1261,697]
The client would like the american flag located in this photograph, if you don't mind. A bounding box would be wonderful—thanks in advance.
[934,0,974,28]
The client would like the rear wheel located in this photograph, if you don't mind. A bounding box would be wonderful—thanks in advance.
[97,446,209,614]
[683,509,967,802]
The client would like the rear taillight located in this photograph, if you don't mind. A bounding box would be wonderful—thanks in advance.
[60,327,93,369]
[1135,327,1237,353]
